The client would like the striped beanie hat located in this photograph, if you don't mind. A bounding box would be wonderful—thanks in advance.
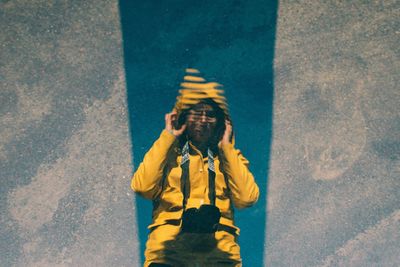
[174,68,230,119]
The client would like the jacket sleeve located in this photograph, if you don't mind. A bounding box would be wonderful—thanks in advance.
[219,143,259,209]
[131,129,177,199]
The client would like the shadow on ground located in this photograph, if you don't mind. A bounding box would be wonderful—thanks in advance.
[119,1,277,266]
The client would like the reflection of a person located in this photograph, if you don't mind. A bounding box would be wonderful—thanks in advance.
[131,69,259,266]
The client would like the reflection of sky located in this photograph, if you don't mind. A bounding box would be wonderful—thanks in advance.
[120,1,277,266]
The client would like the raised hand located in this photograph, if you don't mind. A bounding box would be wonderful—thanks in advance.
[165,110,186,137]
[220,119,233,145]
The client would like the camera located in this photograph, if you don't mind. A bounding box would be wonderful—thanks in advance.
[181,204,221,233]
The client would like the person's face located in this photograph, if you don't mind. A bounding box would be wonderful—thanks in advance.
[185,103,218,145]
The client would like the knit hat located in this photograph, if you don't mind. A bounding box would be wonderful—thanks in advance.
[174,68,230,119]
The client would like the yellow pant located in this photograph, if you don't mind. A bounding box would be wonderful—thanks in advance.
[144,224,242,267]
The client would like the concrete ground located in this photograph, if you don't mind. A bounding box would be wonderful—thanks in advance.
[1,1,399,266]
[267,1,399,266]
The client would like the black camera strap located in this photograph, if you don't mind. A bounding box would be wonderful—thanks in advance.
[207,148,216,206]
[180,141,216,210]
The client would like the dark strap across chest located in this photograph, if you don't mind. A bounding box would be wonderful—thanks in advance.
[180,141,216,210]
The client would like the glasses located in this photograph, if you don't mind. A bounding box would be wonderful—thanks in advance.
[187,111,217,123]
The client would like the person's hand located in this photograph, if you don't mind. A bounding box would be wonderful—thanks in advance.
[219,119,233,145]
[165,110,186,137]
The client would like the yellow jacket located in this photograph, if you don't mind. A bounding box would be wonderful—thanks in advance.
[131,130,259,234]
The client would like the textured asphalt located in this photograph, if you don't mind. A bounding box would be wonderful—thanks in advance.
[1,1,138,266]
[267,1,399,266]
[1,1,399,266]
